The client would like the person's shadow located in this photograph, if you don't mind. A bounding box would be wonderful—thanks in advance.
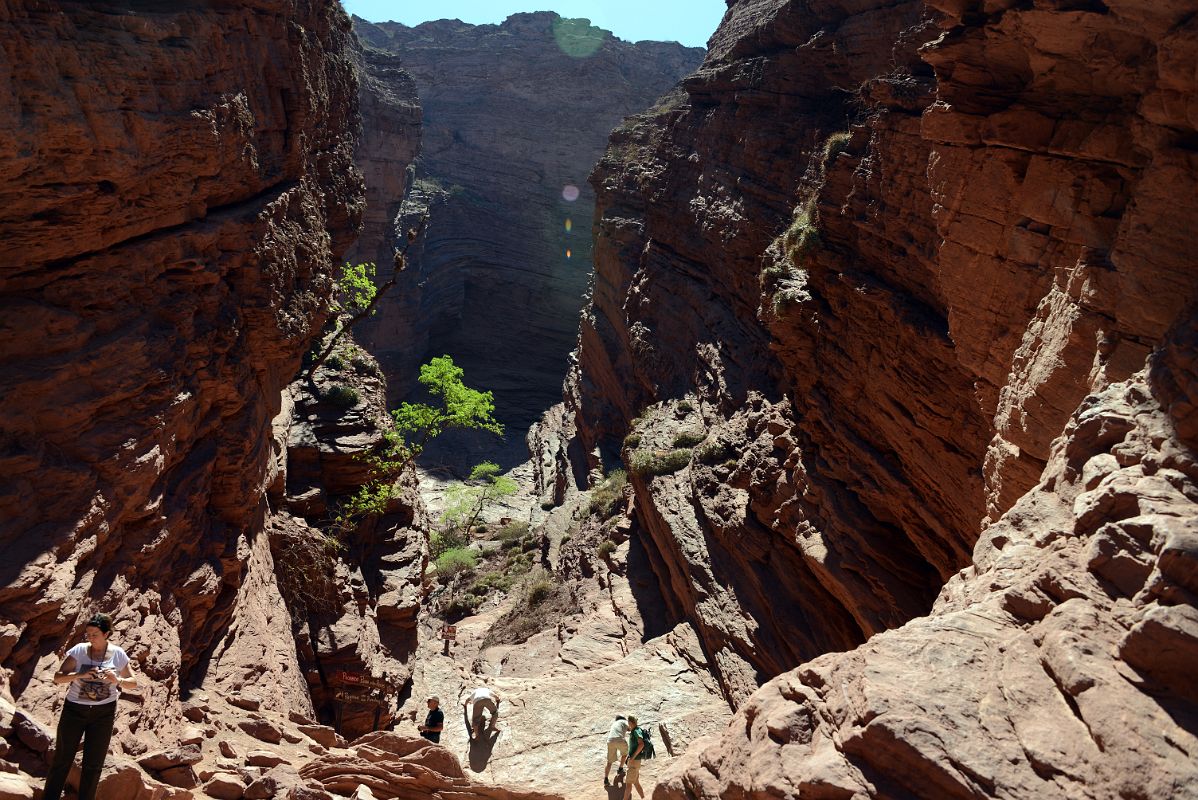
[605,771,626,799]
[461,705,500,772]
[466,727,500,772]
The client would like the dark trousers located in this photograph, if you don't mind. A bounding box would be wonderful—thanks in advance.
[43,700,116,800]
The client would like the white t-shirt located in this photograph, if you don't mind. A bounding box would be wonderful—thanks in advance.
[607,718,630,741]
[64,642,129,706]
[469,687,497,704]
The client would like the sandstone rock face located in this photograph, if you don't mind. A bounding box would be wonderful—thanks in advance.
[0,0,361,771]
[658,330,1198,798]
[543,0,974,705]
[351,13,704,457]
[535,0,1198,795]
[300,731,558,799]
[271,342,429,742]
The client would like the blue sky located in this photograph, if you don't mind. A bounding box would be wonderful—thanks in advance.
[340,1,726,48]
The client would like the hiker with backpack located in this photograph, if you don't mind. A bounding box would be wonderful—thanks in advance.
[604,714,629,787]
[622,715,654,800]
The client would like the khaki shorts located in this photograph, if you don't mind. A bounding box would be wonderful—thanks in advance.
[606,738,628,764]
[626,758,643,782]
[471,698,497,729]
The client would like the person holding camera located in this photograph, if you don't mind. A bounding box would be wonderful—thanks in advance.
[43,612,137,800]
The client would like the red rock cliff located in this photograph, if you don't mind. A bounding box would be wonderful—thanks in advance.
[0,0,364,750]
[537,0,1198,792]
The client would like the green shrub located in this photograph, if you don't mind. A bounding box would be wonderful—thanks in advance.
[673,430,705,448]
[325,384,360,408]
[588,468,628,518]
[521,537,539,553]
[630,449,692,477]
[430,527,468,558]
[822,131,852,170]
[501,537,522,550]
[598,539,617,558]
[469,582,490,596]
[498,522,529,541]
[475,524,488,534]
[540,500,557,511]
[623,432,642,449]
[677,400,694,413]
[527,578,553,606]
[696,439,736,464]
[435,547,477,577]
[783,201,821,265]
[445,594,482,618]
[476,571,515,593]
[325,354,345,371]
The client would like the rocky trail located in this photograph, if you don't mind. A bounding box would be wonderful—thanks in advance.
[400,474,732,800]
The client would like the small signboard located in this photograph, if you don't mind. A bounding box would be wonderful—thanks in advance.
[331,671,394,692]
[440,625,457,641]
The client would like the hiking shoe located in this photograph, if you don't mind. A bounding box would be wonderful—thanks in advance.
[604,778,611,787]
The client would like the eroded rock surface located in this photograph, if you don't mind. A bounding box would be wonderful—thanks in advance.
[658,326,1198,798]
[535,0,1198,794]
[0,0,362,757]
[351,13,704,454]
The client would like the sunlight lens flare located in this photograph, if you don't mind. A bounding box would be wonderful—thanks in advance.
[562,185,580,202]
[565,218,573,232]
[552,17,607,59]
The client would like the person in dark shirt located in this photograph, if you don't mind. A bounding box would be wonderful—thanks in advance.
[418,695,444,743]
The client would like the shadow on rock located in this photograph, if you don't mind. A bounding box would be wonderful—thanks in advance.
[467,727,500,772]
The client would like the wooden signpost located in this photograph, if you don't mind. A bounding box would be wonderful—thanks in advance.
[330,671,395,734]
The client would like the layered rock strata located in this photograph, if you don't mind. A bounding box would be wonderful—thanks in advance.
[536,1,1198,793]
[542,0,970,704]
[272,341,428,742]
[351,13,704,453]
[659,323,1198,798]
[0,0,362,774]
[344,45,422,273]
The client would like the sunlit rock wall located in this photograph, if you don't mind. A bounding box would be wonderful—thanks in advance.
[0,0,363,751]
[539,4,1198,796]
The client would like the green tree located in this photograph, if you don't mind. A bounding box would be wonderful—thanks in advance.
[307,216,427,379]
[441,461,518,536]
[334,356,503,529]
[391,357,503,461]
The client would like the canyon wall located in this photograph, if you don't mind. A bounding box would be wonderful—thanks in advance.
[0,0,365,762]
[537,0,1198,794]
[351,13,704,460]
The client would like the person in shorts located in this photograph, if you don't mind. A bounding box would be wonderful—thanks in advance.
[623,715,647,800]
[604,714,630,786]
[463,685,500,740]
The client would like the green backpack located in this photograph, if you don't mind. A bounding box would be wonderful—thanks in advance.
[634,726,656,759]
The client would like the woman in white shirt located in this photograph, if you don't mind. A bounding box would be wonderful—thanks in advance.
[42,613,137,800]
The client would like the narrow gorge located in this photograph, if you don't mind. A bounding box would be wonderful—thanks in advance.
[0,1,1195,800]
[350,14,702,465]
